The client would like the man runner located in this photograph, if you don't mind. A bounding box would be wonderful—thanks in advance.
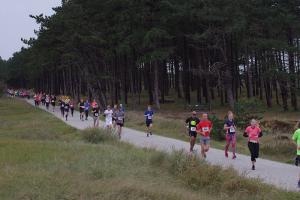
[144,105,154,137]
[185,111,200,152]
[51,95,56,112]
[196,113,213,159]
[45,95,50,110]
[70,100,74,117]
[114,106,125,139]
[64,100,70,121]
[84,100,90,120]
[292,121,300,188]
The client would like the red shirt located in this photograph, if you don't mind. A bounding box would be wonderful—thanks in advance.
[196,120,212,137]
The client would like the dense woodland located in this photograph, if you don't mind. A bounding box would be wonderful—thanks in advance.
[1,0,300,111]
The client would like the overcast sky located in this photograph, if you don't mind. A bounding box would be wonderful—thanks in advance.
[0,0,61,60]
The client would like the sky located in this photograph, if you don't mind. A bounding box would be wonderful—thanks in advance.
[0,0,61,60]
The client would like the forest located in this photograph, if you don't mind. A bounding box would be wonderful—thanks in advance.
[1,0,300,111]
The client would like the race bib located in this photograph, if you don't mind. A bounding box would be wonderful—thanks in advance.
[190,127,196,131]
[148,115,152,120]
[229,127,235,133]
[95,113,99,117]
[202,127,209,132]
[118,117,123,120]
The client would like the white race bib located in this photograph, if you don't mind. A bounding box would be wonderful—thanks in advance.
[202,127,209,132]
[148,115,152,120]
[118,117,123,120]
[190,127,196,131]
[229,127,235,133]
[95,113,99,117]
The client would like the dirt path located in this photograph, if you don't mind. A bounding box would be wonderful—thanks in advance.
[26,99,299,192]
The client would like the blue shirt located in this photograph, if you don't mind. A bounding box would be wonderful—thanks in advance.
[144,110,154,121]
[84,102,90,111]
[224,119,236,134]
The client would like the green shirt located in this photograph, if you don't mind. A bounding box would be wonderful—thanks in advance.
[292,129,300,155]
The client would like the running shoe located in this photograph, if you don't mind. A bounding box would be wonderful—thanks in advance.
[147,133,149,137]
[225,151,228,158]
[252,165,255,170]
[298,180,300,188]
[295,156,299,166]
[232,155,237,160]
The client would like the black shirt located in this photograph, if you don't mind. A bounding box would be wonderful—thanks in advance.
[185,117,200,133]
[92,107,100,117]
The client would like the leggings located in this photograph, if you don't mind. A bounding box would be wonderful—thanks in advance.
[225,134,236,154]
[248,142,259,162]
[85,110,89,119]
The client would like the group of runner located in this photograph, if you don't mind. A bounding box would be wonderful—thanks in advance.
[185,110,300,187]
[28,92,300,188]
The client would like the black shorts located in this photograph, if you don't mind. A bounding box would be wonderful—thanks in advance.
[117,123,124,127]
[189,132,197,138]
[146,120,153,127]
[80,108,84,113]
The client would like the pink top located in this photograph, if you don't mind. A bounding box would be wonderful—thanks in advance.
[245,126,261,143]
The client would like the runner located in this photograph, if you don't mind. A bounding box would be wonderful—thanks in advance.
[45,95,50,110]
[34,94,39,106]
[92,102,100,127]
[243,119,263,170]
[41,93,46,106]
[104,105,113,129]
[185,111,200,152]
[59,98,65,117]
[196,113,213,159]
[114,106,125,139]
[112,104,118,128]
[64,99,70,121]
[292,121,300,188]
[78,99,85,121]
[70,100,74,117]
[144,105,154,137]
[84,100,90,120]
[224,111,237,159]
[51,95,56,112]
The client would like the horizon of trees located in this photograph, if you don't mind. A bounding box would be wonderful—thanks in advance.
[1,0,300,111]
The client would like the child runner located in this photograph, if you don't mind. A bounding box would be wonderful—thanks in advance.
[144,105,154,137]
[196,113,213,159]
[70,100,74,117]
[292,121,300,188]
[224,111,237,159]
[114,106,125,139]
[185,111,200,152]
[104,105,113,129]
[92,102,100,127]
[84,100,90,120]
[64,99,70,121]
[243,119,263,170]
[78,99,85,121]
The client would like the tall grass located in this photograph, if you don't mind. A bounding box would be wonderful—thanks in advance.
[0,98,299,200]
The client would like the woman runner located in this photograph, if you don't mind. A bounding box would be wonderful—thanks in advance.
[243,119,263,170]
[84,100,90,120]
[292,121,300,188]
[114,106,125,139]
[92,102,100,127]
[70,100,74,117]
[45,95,50,110]
[224,111,237,159]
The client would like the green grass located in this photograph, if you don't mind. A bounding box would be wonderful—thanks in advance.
[0,97,299,200]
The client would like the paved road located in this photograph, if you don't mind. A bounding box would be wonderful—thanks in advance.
[26,99,299,192]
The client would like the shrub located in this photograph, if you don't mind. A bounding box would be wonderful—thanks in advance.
[82,128,117,144]
[234,98,264,129]
[209,115,225,141]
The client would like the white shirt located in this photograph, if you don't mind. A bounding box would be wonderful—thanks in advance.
[104,109,113,120]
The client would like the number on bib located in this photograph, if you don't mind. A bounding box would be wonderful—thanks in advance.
[229,127,235,133]
[190,127,196,131]
[202,127,209,132]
